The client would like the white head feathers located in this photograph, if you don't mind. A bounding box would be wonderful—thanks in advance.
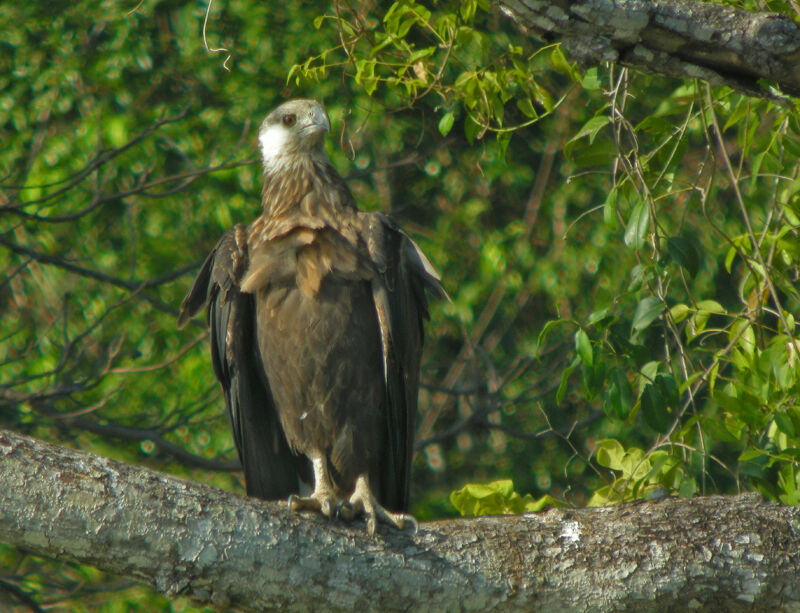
[258,99,331,173]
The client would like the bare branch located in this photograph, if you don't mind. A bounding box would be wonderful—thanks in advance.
[497,0,800,98]
[0,110,189,211]
[0,235,199,316]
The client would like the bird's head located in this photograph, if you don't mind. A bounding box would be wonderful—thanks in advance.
[258,99,331,173]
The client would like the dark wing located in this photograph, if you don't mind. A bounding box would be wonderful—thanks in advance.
[364,214,446,511]
[178,225,309,499]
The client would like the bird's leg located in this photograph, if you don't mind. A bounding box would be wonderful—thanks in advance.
[287,455,339,519]
[338,474,418,537]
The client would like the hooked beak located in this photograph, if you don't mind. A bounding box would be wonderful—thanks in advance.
[300,104,330,139]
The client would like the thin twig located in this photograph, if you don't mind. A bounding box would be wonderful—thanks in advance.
[203,0,232,71]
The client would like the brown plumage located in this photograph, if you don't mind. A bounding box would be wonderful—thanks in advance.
[178,99,444,534]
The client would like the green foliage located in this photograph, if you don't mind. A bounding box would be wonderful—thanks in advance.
[289,0,568,141]
[587,439,696,505]
[0,542,209,612]
[551,76,800,506]
[450,479,564,516]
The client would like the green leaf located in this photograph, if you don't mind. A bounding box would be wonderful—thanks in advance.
[605,367,634,419]
[595,439,626,470]
[639,361,660,385]
[524,494,566,512]
[533,82,554,113]
[408,46,436,63]
[569,115,609,145]
[750,151,767,191]
[708,360,720,395]
[666,235,701,277]
[624,200,650,249]
[537,318,570,352]
[774,412,795,437]
[449,479,551,516]
[632,296,663,332]
[724,246,738,273]
[678,479,698,497]
[550,45,577,81]
[464,114,481,142]
[603,187,618,229]
[635,116,674,136]
[106,117,128,147]
[438,111,455,136]
[355,58,378,96]
[729,319,755,359]
[586,485,612,507]
[641,382,671,432]
[588,308,612,327]
[557,357,581,403]
[699,299,725,311]
[723,97,749,132]
[575,328,593,366]
[702,411,741,443]
[516,97,538,119]
[655,374,679,408]
[571,139,617,167]
[669,303,690,323]
[581,67,600,91]
[692,300,725,335]
[582,359,605,399]
[714,386,744,414]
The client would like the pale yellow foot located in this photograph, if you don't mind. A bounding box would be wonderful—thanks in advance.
[287,455,341,519]
[338,475,418,537]
[287,490,340,519]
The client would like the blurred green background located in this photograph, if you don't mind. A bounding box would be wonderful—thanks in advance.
[2,0,800,609]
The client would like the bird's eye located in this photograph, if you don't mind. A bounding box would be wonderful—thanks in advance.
[282,114,297,127]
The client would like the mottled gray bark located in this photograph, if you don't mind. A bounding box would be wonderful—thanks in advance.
[1,428,799,612]
[496,0,800,98]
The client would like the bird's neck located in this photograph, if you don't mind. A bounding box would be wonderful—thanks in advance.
[260,154,354,219]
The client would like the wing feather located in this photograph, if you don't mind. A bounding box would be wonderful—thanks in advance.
[364,214,444,511]
[178,226,309,499]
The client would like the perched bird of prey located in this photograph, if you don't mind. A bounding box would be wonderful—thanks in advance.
[178,99,444,535]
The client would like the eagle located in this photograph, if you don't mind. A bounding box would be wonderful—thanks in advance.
[178,99,444,535]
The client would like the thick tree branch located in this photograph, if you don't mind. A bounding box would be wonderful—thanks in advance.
[0,429,798,611]
[497,0,800,98]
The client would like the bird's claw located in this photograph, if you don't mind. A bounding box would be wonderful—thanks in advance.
[334,499,349,519]
[289,476,419,537]
[287,492,337,519]
[342,477,419,537]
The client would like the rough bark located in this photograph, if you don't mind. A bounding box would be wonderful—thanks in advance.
[1,428,799,612]
[496,0,800,98]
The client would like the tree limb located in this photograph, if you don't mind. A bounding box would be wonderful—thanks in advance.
[0,428,798,611]
[497,0,800,98]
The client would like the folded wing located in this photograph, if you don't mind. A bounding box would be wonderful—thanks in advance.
[363,214,446,510]
[178,225,310,499]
